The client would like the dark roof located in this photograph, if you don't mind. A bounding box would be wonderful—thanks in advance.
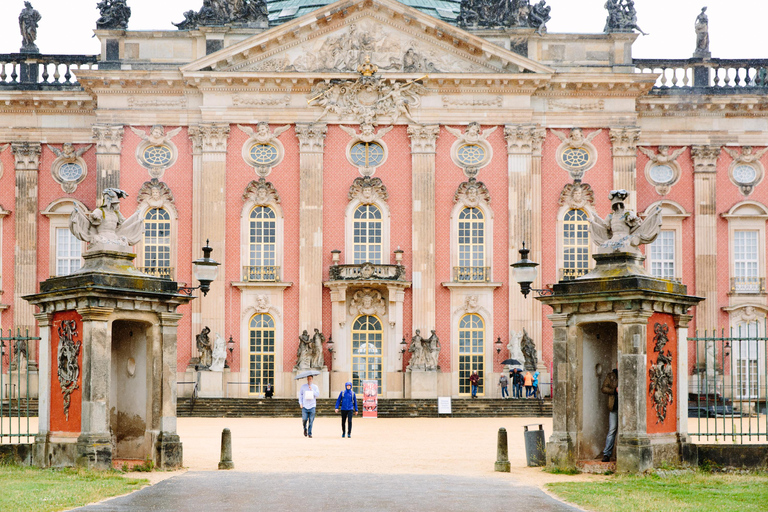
[266,0,461,25]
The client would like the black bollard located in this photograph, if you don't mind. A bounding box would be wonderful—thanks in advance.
[218,428,234,470]
[494,427,511,472]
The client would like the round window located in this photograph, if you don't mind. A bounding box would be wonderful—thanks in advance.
[649,164,675,184]
[733,164,757,184]
[457,144,486,167]
[561,147,590,170]
[350,141,384,167]
[249,143,279,166]
[59,162,84,182]
[142,145,173,167]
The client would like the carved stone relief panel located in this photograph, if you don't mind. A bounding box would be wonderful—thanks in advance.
[639,146,687,196]
[454,178,490,207]
[47,143,91,194]
[243,177,281,207]
[557,182,595,210]
[349,176,388,204]
[137,179,176,213]
[348,288,387,317]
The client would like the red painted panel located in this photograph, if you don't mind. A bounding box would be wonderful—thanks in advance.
[647,312,677,434]
[50,311,83,434]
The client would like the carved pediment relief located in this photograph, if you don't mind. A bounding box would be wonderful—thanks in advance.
[243,177,281,206]
[558,182,595,210]
[454,178,490,207]
[349,176,388,203]
[349,288,386,317]
[137,179,177,215]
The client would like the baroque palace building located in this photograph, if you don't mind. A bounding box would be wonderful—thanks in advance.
[1,0,767,399]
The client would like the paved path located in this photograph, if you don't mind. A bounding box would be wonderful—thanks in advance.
[73,471,582,512]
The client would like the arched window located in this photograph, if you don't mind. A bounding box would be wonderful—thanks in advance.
[457,207,486,281]
[249,313,275,395]
[143,208,172,279]
[352,315,383,394]
[248,206,277,281]
[56,227,82,276]
[354,204,382,264]
[459,314,485,396]
[562,209,590,280]
[733,320,762,399]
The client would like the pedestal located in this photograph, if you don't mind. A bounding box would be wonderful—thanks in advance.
[156,432,183,469]
[76,433,113,470]
[197,370,225,398]
[408,370,438,398]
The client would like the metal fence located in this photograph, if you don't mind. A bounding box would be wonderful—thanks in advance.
[1,329,39,444]
[688,320,767,442]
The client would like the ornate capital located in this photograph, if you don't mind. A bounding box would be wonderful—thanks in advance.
[188,125,204,155]
[92,125,124,154]
[11,142,41,171]
[691,145,721,173]
[504,124,545,156]
[407,124,440,154]
[189,123,230,153]
[295,123,327,153]
[609,127,641,157]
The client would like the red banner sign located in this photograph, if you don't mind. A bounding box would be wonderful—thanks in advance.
[362,380,378,418]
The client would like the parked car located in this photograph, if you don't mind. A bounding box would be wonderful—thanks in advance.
[687,393,739,418]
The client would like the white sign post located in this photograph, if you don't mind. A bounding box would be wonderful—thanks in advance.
[437,396,452,415]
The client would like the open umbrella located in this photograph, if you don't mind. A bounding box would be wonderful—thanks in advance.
[294,369,321,380]
[500,359,523,366]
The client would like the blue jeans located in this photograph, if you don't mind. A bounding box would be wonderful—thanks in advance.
[471,384,478,397]
[302,407,316,436]
[603,409,618,457]
[501,386,509,398]
[514,384,522,398]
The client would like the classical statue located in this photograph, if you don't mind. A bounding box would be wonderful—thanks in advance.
[694,7,709,56]
[520,329,537,371]
[209,333,226,372]
[529,1,551,36]
[196,326,212,369]
[407,329,427,371]
[603,0,647,35]
[311,328,325,369]
[129,125,181,146]
[295,330,312,370]
[589,190,663,255]
[459,0,542,29]
[425,330,440,371]
[19,2,42,53]
[174,0,267,29]
[96,0,132,30]
[69,188,143,251]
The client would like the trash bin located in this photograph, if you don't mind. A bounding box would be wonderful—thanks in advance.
[523,424,546,467]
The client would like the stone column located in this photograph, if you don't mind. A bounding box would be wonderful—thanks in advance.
[546,312,574,468]
[192,124,230,339]
[295,123,327,336]
[92,125,124,195]
[609,128,641,212]
[12,143,41,338]
[407,125,440,334]
[157,311,184,468]
[32,312,52,434]
[675,314,693,439]
[505,125,545,365]
[187,127,205,359]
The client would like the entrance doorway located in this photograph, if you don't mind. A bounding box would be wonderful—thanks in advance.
[579,322,618,460]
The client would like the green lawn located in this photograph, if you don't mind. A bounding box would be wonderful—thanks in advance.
[0,465,147,512]
[547,472,768,512]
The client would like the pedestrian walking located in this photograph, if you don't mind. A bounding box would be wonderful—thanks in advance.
[512,368,523,399]
[524,371,533,398]
[469,370,480,398]
[533,370,540,399]
[335,381,358,438]
[498,373,509,398]
[298,375,320,438]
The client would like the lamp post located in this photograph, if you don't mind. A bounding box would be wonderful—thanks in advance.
[511,241,553,298]
[226,335,235,368]
[178,240,221,296]
[495,336,503,357]
[399,336,408,398]
[326,335,334,397]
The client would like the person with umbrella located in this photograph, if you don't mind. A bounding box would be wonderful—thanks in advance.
[297,370,320,438]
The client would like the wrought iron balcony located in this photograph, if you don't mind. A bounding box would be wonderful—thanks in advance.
[0,54,98,90]
[329,262,406,281]
[634,58,768,94]
[242,266,281,282]
[137,266,174,280]
[730,277,766,294]
[560,267,589,281]
[453,266,490,282]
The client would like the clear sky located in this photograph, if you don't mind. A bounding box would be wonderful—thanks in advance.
[0,0,764,60]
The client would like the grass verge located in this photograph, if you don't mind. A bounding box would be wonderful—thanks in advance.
[0,464,148,512]
[547,471,768,512]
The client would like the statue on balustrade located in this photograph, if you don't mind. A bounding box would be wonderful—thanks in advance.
[174,0,268,30]
[588,190,662,256]
[694,7,709,57]
[19,2,42,53]
[603,0,647,35]
[70,188,143,252]
[96,0,132,30]
[459,0,549,30]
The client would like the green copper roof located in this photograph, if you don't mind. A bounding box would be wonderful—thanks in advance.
[266,0,461,25]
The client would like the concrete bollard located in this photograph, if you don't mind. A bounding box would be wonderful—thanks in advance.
[494,427,511,472]
[218,428,234,470]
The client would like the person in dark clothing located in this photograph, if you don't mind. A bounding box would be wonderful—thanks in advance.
[601,368,619,462]
[264,383,274,398]
[335,381,358,438]
[512,368,524,399]
[469,370,480,398]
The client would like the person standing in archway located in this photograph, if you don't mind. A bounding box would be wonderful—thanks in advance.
[601,368,619,462]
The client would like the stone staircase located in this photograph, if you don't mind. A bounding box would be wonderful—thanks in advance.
[177,398,552,418]
[0,398,38,417]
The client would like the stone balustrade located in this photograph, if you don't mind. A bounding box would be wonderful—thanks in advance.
[0,53,98,89]
[242,265,281,282]
[634,58,768,93]
[453,266,490,282]
[328,263,407,281]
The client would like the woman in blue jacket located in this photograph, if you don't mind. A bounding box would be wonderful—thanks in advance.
[334,381,358,438]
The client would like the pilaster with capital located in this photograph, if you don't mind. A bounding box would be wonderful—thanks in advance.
[609,127,641,211]
[92,124,124,193]
[408,125,439,335]
[296,123,327,337]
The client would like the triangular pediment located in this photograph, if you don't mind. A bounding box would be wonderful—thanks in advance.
[181,0,553,75]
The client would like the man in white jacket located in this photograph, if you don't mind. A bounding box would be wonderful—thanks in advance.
[298,375,320,438]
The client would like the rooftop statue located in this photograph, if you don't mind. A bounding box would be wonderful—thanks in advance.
[174,0,267,30]
[96,0,132,30]
[459,0,549,30]
[589,190,662,255]
[70,188,143,252]
[694,7,709,57]
[604,0,647,35]
[19,2,42,53]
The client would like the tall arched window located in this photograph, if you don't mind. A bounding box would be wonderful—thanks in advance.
[733,321,761,399]
[143,208,172,279]
[563,209,590,280]
[457,207,486,281]
[352,315,383,394]
[354,204,382,264]
[249,313,275,395]
[248,206,277,281]
[459,314,485,396]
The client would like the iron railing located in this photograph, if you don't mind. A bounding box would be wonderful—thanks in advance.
[0,54,99,89]
[137,266,174,280]
[242,265,281,282]
[453,266,490,282]
[689,320,767,442]
[634,58,768,94]
[329,263,406,281]
[1,329,39,444]
[730,277,766,294]
[560,267,589,281]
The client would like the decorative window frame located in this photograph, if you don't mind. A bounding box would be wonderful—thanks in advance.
[346,139,388,176]
[453,312,489,396]
[722,201,768,296]
[450,179,494,280]
[345,178,390,264]
[556,183,598,281]
[41,198,88,278]
[552,128,601,181]
[131,125,181,180]
[239,123,290,178]
[240,310,282,397]
[722,304,767,399]
[643,200,689,283]
[450,139,492,174]
[645,160,682,196]
[729,160,765,197]
[48,144,91,194]
[241,179,284,279]
[134,181,178,277]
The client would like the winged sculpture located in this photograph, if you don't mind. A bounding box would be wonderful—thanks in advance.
[238,122,291,143]
[445,122,497,143]
[69,188,143,251]
[588,189,662,255]
[48,143,91,160]
[129,125,182,145]
[340,123,393,143]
